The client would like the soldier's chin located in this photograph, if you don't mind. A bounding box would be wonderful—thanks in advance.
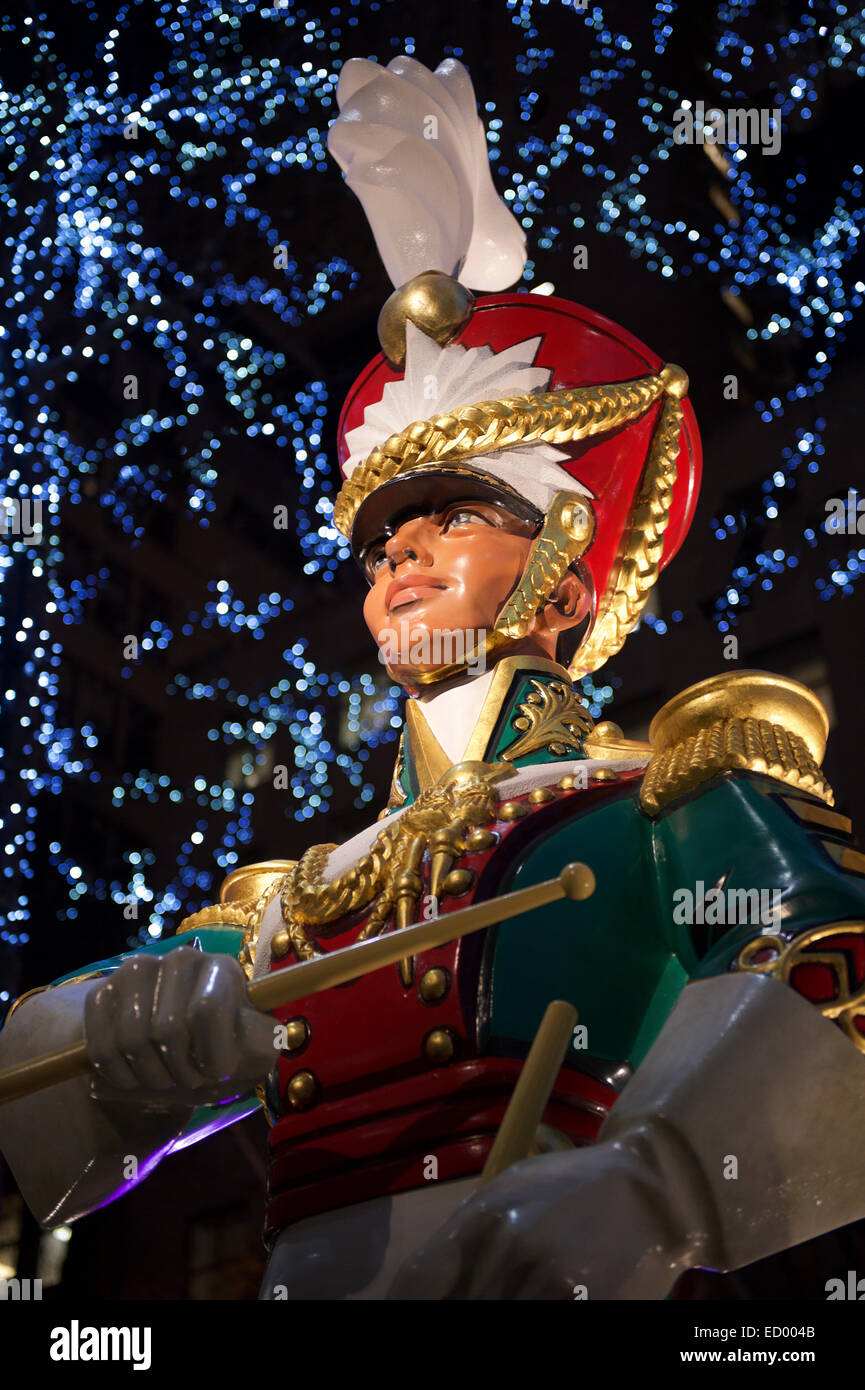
[384,657,463,693]
[374,620,488,687]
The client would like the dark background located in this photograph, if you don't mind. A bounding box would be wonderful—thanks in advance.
[1,0,864,1298]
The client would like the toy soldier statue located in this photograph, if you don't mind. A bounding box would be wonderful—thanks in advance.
[3,56,865,1302]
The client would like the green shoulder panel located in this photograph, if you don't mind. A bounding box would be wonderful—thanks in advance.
[487,768,865,1074]
[654,774,865,978]
[49,924,247,986]
[488,786,686,1071]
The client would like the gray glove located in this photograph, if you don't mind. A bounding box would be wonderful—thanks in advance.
[84,947,277,1109]
[0,946,277,1226]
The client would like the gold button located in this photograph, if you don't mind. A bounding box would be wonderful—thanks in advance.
[282,1017,309,1052]
[592,720,624,742]
[270,929,292,960]
[660,363,689,399]
[286,1071,317,1110]
[441,868,474,897]
[528,786,555,804]
[557,774,576,790]
[419,967,449,1003]
[465,827,498,852]
[590,767,620,782]
[424,1028,455,1064]
[499,800,528,820]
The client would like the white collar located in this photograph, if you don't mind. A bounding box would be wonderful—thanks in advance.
[415,667,497,763]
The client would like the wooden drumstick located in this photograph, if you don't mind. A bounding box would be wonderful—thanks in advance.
[477,999,579,1188]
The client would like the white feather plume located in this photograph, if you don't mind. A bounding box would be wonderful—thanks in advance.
[327,54,527,291]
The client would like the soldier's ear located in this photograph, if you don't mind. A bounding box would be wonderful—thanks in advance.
[549,570,591,624]
[530,570,592,661]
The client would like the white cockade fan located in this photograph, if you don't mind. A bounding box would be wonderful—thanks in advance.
[343,321,593,514]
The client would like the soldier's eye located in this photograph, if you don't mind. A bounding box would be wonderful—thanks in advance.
[364,546,388,580]
[443,507,488,530]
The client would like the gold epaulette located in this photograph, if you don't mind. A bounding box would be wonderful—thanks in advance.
[176,860,295,980]
[639,670,834,815]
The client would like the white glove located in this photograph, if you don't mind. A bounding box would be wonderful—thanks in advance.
[84,947,278,1110]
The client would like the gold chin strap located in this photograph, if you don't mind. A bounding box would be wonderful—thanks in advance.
[388,491,594,690]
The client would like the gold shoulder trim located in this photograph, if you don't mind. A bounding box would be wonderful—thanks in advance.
[176,861,296,981]
[640,670,834,814]
[219,860,297,907]
[499,676,594,761]
[175,904,250,934]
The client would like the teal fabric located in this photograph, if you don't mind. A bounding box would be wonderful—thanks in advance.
[487,772,865,1070]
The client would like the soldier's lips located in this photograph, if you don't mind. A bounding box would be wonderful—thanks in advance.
[386,577,448,613]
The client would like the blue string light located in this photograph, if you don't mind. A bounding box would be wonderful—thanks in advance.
[1,0,863,954]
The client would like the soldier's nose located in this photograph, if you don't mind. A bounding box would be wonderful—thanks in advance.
[385,518,434,570]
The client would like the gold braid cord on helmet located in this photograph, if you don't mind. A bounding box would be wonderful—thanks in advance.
[338,365,689,683]
[569,386,685,679]
[334,373,665,537]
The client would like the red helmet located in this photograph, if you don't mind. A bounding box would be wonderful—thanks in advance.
[336,290,701,675]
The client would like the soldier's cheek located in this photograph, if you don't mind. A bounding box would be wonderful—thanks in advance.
[416,570,478,633]
[445,544,525,629]
[362,583,389,644]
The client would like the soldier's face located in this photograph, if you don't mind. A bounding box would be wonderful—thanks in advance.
[361,499,537,682]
